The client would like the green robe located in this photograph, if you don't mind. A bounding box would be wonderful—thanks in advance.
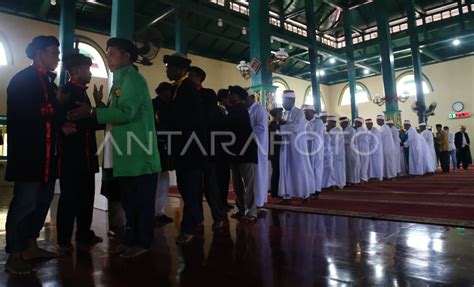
[96,65,161,177]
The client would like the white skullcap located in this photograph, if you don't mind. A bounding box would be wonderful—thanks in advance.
[386,120,394,124]
[339,117,349,123]
[404,120,411,125]
[419,123,426,127]
[365,119,373,124]
[376,115,385,120]
[303,105,315,111]
[247,88,255,96]
[319,111,328,117]
[354,117,364,124]
[328,116,337,122]
[282,90,296,99]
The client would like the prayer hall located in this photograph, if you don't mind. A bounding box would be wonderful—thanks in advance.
[0,0,473,285]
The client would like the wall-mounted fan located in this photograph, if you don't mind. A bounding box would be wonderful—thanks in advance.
[135,27,163,66]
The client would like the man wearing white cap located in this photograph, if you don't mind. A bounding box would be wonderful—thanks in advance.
[321,122,335,189]
[354,117,370,183]
[245,89,269,208]
[304,105,325,197]
[328,116,345,189]
[387,120,404,175]
[340,117,360,185]
[319,111,328,124]
[365,119,383,181]
[403,120,425,175]
[420,123,437,173]
[278,90,315,203]
[376,115,397,180]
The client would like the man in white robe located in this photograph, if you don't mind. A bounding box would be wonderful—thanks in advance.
[321,125,334,189]
[328,116,345,189]
[387,120,404,175]
[403,120,425,176]
[246,89,269,208]
[376,115,397,180]
[304,106,325,197]
[419,123,437,174]
[366,118,384,181]
[340,117,360,185]
[354,117,370,183]
[278,90,315,204]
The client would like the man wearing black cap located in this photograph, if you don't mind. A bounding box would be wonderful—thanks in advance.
[162,53,207,244]
[269,107,283,198]
[188,66,225,230]
[216,89,232,209]
[5,35,65,274]
[56,53,103,254]
[68,38,161,258]
[219,86,258,223]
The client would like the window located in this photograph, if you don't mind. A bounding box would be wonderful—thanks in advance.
[304,87,326,111]
[339,83,371,106]
[0,33,11,66]
[77,42,108,78]
[273,77,290,107]
[396,72,432,97]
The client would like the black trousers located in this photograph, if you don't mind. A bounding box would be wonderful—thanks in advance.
[202,163,224,223]
[216,157,230,207]
[118,173,158,249]
[457,147,472,170]
[270,156,280,198]
[439,151,450,173]
[177,168,203,235]
[57,173,96,244]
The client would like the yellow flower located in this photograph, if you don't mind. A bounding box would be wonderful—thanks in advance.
[114,87,121,97]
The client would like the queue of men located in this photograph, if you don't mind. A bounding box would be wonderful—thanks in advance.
[3,34,472,275]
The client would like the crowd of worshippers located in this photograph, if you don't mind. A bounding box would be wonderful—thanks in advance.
[2,35,473,275]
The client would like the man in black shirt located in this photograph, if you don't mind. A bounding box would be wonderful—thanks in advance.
[455,125,472,170]
[269,108,283,198]
[216,89,231,210]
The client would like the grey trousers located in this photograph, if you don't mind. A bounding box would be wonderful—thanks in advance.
[230,163,257,217]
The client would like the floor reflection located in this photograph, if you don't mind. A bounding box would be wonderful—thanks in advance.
[0,189,473,286]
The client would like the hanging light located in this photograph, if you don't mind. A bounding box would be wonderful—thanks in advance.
[453,38,461,46]
[372,95,385,106]
[398,90,410,103]
[329,58,336,64]
[217,18,223,27]
[237,60,253,80]
[50,0,56,5]
[288,43,293,50]
[363,69,370,75]
[273,48,289,67]
[242,27,247,35]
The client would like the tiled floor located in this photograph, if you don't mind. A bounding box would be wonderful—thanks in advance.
[0,189,473,286]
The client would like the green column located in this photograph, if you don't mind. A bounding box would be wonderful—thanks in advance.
[343,9,358,122]
[111,0,134,40]
[305,0,322,113]
[406,0,426,124]
[375,0,400,126]
[249,0,275,108]
[175,0,188,55]
[59,0,77,85]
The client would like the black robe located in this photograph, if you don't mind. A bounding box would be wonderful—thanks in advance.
[6,65,64,182]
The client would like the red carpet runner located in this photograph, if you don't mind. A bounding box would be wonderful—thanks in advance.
[170,167,474,228]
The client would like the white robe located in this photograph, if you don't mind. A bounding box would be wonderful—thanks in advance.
[421,130,437,173]
[390,126,403,174]
[404,127,425,175]
[248,102,269,207]
[306,117,325,192]
[344,126,360,184]
[380,124,398,179]
[321,131,334,188]
[356,127,370,182]
[330,127,345,189]
[278,107,315,198]
[368,127,384,180]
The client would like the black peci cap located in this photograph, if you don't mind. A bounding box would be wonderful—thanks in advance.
[62,53,92,71]
[106,38,139,62]
[163,53,192,69]
[228,85,248,100]
[25,35,59,60]
[188,66,206,82]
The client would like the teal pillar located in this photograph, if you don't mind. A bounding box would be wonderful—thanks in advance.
[59,0,77,85]
[375,0,401,126]
[406,0,426,124]
[249,0,275,108]
[305,0,322,113]
[343,9,358,122]
[111,0,134,40]
[175,0,188,55]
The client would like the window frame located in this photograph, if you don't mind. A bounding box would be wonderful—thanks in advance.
[303,85,326,110]
[395,71,434,96]
[75,35,109,78]
[0,32,13,66]
[272,76,290,107]
[338,82,372,106]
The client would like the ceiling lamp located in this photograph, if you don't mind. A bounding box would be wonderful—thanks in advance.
[273,48,289,67]
[329,58,336,64]
[237,61,253,80]
[363,69,370,75]
[372,95,385,107]
[242,27,247,35]
[398,90,410,103]
[288,43,293,50]
[50,0,56,5]
[453,38,460,46]
[217,18,223,27]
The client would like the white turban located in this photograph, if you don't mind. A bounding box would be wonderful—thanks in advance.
[404,120,411,125]
[376,115,385,120]
[328,116,337,122]
[365,119,373,124]
[386,120,394,124]
[282,90,296,99]
[303,105,315,111]
[354,117,364,124]
[319,111,328,117]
